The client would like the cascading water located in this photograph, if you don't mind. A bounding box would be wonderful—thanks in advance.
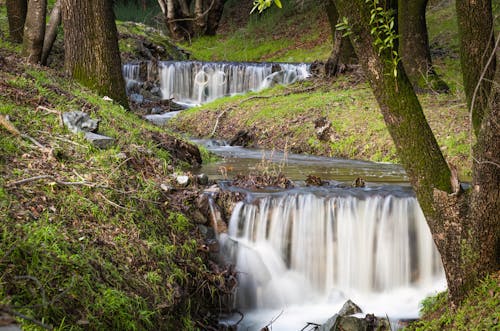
[159,61,310,105]
[219,186,445,330]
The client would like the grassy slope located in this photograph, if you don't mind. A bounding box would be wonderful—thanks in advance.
[170,1,472,176]
[0,5,221,330]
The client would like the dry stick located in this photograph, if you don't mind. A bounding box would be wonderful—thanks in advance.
[14,275,47,309]
[96,192,136,212]
[1,306,53,330]
[210,107,232,137]
[36,105,63,126]
[6,175,92,188]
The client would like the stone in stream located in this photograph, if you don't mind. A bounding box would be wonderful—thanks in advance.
[318,312,391,331]
[338,299,363,316]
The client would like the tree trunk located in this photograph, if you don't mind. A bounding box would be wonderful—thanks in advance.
[193,0,206,36]
[6,0,28,43]
[61,0,129,109]
[399,0,449,93]
[324,0,357,77]
[22,0,46,63]
[41,0,62,65]
[334,0,499,308]
[205,0,226,36]
[456,0,496,135]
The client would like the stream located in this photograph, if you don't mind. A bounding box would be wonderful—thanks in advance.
[123,61,446,330]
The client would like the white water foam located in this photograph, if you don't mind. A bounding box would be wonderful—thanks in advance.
[220,190,446,330]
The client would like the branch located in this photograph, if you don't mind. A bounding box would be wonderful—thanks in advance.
[0,305,53,330]
[5,175,93,188]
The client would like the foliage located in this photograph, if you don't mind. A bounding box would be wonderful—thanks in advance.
[251,0,282,13]
[405,273,500,330]
[0,32,222,329]
[365,0,400,78]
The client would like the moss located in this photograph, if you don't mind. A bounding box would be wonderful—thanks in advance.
[406,273,500,331]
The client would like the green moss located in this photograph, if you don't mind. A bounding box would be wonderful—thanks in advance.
[406,274,500,331]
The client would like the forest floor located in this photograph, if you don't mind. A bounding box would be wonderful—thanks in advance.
[0,4,231,329]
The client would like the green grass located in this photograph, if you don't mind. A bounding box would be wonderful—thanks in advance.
[406,273,500,331]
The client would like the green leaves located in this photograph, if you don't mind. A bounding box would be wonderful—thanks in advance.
[251,0,283,14]
[335,17,353,37]
[365,0,400,78]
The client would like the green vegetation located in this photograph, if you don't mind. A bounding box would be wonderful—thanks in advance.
[406,272,500,331]
[170,0,474,177]
[181,0,332,62]
[0,8,222,329]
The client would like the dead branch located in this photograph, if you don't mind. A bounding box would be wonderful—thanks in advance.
[0,114,21,136]
[35,106,63,126]
[5,175,93,188]
[211,107,232,137]
[96,192,136,211]
[0,305,53,330]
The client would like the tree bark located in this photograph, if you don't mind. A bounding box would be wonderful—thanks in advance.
[205,0,227,36]
[456,0,496,135]
[41,0,62,65]
[324,0,356,77]
[399,0,449,93]
[61,0,129,109]
[22,0,47,63]
[6,0,28,43]
[334,0,499,308]
[193,0,206,36]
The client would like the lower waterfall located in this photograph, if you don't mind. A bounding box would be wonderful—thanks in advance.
[219,187,445,329]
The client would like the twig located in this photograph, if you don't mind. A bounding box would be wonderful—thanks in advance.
[6,175,93,188]
[14,275,46,309]
[35,106,63,126]
[211,107,231,137]
[261,310,284,330]
[1,306,53,330]
[96,192,136,211]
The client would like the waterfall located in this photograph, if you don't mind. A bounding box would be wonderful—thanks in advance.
[159,61,310,105]
[220,188,444,313]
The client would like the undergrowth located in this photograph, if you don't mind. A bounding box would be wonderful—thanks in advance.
[0,10,224,328]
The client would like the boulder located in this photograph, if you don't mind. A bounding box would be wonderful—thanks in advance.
[62,111,99,134]
[338,300,363,316]
[176,175,190,186]
[84,132,115,149]
[129,93,144,104]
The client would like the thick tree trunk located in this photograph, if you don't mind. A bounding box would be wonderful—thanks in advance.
[334,0,499,308]
[324,0,356,77]
[61,0,129,109]
[205,0,226,36]
[456,0,496,135]
[22,0,47,63]
[41,0,62,65]
[6,0,28,43]
[398,0,449,92]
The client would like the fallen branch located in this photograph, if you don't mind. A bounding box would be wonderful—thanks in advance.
[211,107,232,137]
[0,114,21,136]
[35,106,63,126]
[5,175,93,188]
[96,192,136,211]
[0,305,53,330]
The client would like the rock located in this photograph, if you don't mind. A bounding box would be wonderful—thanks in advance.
[229,130,254,147]
[150,86,162,97]
[176,175,190,186]
[116,152,128,159]
[150,132,202,166]
[150,106,163,114]
[352,177,366,188]
[62,111,99,134]
[129,93,144,104]
[306,174,324,186]
[160,183,174,193]
[204,185,221,194]
[198,224,216,240]
[143,111,180,126]
[314,116,333,141]
[84,132,115,149]
[196,173,209,185]
[318,314,339,331]
[338,300,362,316]
[126,80,141,94]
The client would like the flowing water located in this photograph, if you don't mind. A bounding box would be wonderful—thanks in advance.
[123,61,310,106]
[122,61,446,330]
